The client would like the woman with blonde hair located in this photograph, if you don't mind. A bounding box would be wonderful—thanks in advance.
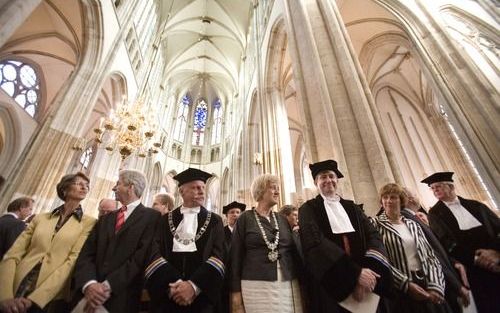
[230,174,302,313]
[0,172,96,313]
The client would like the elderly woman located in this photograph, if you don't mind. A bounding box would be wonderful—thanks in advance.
[0,172,96,313]
[372,183,452,313]
[230,174,302,313]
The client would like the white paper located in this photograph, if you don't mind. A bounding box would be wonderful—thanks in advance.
[339,292,380,313]
[71,298,109,313]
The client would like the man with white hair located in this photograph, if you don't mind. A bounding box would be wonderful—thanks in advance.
[145,168,225,313]
[73,169,161,313]
[422,171,500,313]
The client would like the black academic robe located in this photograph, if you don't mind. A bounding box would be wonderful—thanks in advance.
[299,196,392,313]
[146,206,225,313]
[0,214,26,260]
[73,204,160,313]
[428,197,500,313]
[220,225,232,313]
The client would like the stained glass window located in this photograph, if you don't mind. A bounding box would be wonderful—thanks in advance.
[192,99,208,146]
[211,98,223,145]
[0,60,40,117]
[173,94,191,142]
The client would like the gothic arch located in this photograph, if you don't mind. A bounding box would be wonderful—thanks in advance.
[371,0,498,207]
[0,104,21,182]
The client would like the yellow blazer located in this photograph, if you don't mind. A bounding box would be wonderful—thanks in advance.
[0,209,96,308]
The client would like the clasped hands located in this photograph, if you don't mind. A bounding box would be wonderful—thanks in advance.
[83,282,110,313]
[353,268,380,302]
[0,298,32,313]
[474,249,500,273]
[169,280,197,306]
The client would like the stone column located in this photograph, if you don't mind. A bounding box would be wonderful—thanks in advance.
[375,0,499,205]
[282,0,396,212]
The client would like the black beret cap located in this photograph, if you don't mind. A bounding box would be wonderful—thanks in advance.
[173,168,212,186]
[420,171,454,186]
[309,159,344,179]
[222,201,246,214]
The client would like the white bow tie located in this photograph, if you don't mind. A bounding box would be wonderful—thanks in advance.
[445,199,461,206]
[181,207,200,214]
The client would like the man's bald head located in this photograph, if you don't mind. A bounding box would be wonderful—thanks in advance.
[98,198,119,217]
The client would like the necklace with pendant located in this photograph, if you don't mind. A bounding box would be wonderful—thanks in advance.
[168,210,212,245]
[253,208,280,262]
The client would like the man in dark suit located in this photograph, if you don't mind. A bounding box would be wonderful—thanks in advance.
[422,171,500,313]
[145,168,225,313]
[73,169,160,313]
[0,197,33,259]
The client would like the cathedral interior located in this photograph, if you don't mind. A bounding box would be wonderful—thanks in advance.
[0,0,498,217]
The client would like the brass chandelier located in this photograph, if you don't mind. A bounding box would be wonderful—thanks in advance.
[94,99,161,159]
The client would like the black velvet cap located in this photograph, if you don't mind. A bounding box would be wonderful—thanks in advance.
[420,171,454,186]
[173,168,212,186]
[309,159,344,179]
[222,201,246,214]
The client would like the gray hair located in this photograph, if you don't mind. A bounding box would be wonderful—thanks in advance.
[251,174,280,202]
[119,169,147,197]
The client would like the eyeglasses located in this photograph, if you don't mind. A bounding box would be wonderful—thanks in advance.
[72,182,90,189]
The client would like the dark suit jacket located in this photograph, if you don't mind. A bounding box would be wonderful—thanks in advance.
[73,204,160,313]
[0,214,26,260]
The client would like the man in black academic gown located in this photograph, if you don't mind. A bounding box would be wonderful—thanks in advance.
[222,201,245,248]
[299,160,392,313]
[145,168,225,313]
[220,201,245,313]
[422,171,500,313]
[73,169,160,313]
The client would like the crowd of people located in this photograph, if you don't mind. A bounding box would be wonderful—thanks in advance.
[0,160,498,313]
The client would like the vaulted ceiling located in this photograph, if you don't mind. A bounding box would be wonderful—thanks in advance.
[159,0,252,104]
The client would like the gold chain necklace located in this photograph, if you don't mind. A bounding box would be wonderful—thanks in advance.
[253,208,280,262]
[168,210,212,245]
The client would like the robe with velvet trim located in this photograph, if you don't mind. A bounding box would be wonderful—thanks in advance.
[299,196,392,313]
[428,197,500,313]
[146,206,225,313]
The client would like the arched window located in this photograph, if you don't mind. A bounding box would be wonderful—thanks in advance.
[211,98,223,145]
[0,59,41,117]
[173,94,190,142]
[79,146,94,170]
[192,99,208,146]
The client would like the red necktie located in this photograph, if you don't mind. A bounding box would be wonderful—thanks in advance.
[115,206,127,233]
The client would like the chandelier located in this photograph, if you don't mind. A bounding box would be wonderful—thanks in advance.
[93,99,161,159]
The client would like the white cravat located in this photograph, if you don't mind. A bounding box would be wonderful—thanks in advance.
[444,198,482,230]
[321,194,355,234]
[172,206,200,252]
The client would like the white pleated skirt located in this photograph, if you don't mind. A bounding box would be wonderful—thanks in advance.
[241,262,303,313]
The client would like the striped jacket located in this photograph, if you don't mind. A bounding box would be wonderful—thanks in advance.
[371,213,445,296]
